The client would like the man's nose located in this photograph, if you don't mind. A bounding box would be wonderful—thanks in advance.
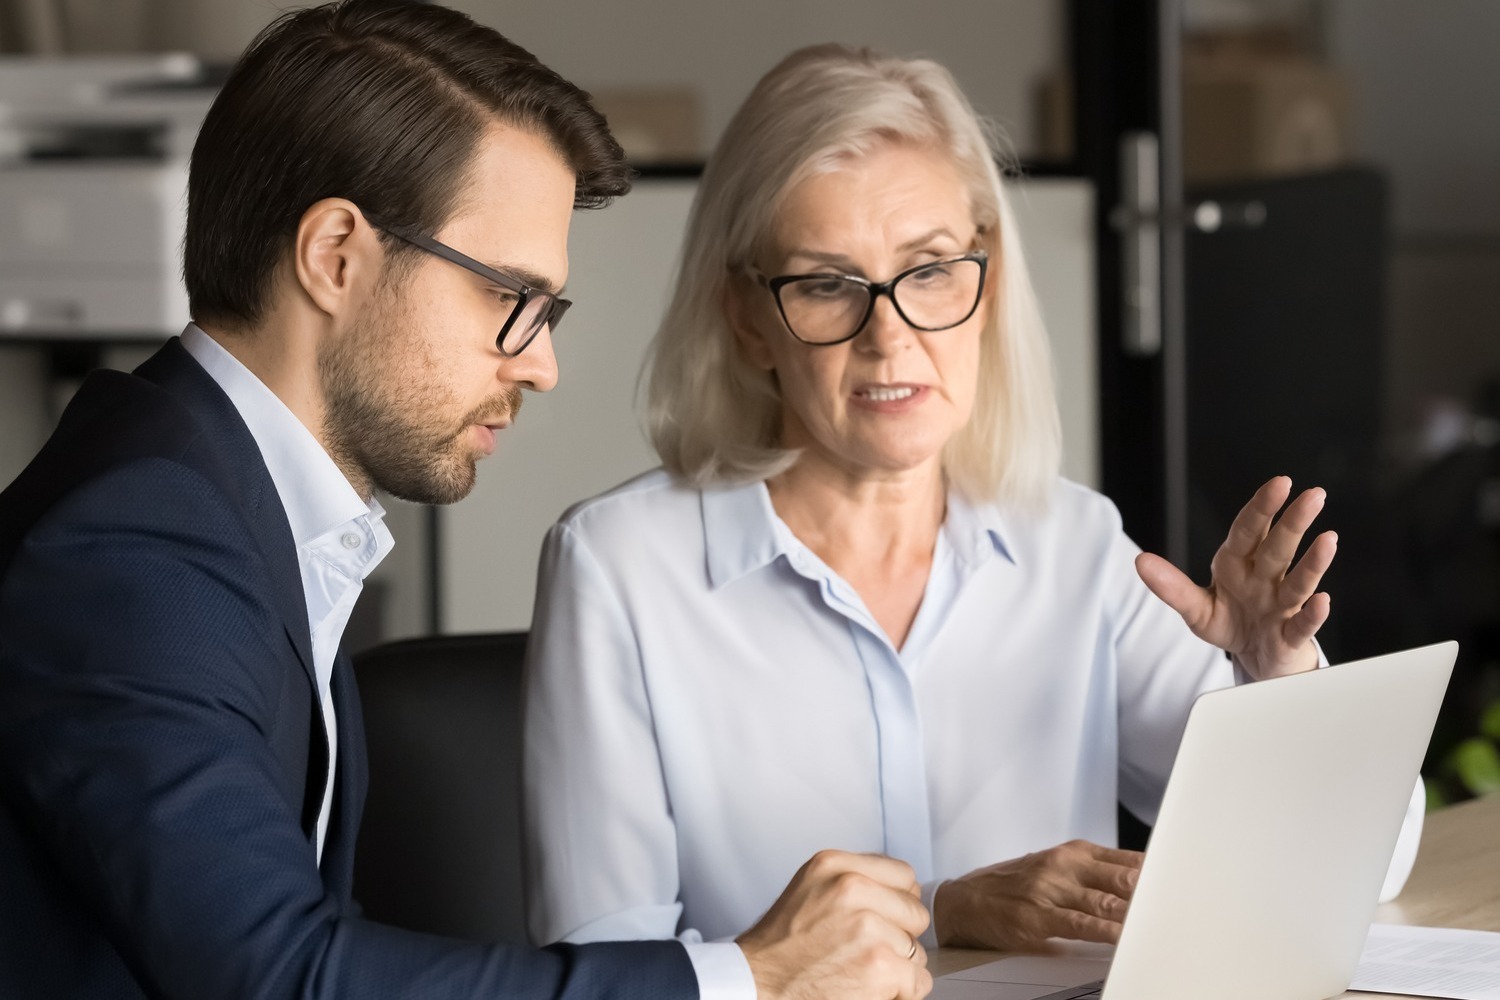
[505,324,559,392]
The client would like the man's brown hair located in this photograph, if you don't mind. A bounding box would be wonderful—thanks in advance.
[185,0,629,327]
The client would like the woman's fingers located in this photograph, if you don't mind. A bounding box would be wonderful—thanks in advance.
[1136,476,1332,676]
[1043,882,1130,943]
[1079,843,1146,869]
[1135,552,1214,634]
[1053,903,1128,944]
[939,841,1147,951]
[1280,530,1338,608]
[1048,846,1139,936]
[1078,860,1142,900]
[1219,475,1293,561]
[1283,591,1331,649]
[1251,486,1326,581]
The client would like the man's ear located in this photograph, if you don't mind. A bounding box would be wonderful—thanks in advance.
[723,277,776,372]
[293,199,379,318]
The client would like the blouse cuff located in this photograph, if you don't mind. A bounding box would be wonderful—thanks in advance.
[1230,638,1329,685]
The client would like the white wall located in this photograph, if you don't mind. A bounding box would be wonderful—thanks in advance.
[1013,181,1098,490]
[129,0,1063,158]
[437,179,694,633]
[448,0,1062,158]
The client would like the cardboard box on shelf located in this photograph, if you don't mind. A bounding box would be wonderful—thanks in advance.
[1183,50,1352,185]
[1033,28,1353,185]
[589,87,701,166]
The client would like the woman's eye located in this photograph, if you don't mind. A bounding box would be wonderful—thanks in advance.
[797,279,856,300]
[909,264,954,286]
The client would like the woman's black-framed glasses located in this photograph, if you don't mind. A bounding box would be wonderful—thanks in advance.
[757,250,988,346]
[364,213,570,357]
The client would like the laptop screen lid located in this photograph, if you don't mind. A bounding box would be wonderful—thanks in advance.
[1099,640,1456,1000]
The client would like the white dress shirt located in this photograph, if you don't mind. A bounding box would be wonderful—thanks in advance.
[524,469,1423,972]
[182,325,393,863]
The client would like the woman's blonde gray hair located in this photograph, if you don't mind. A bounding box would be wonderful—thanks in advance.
[645,43,1061,507]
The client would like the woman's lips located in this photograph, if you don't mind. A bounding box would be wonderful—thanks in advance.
[851,383,927,411]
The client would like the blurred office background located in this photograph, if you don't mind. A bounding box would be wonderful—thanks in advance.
[1,0,1497,798]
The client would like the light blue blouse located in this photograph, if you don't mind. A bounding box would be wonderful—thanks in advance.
[522,469,1421,958]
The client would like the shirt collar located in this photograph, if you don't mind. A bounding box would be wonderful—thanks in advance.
[702,480,788,589]
[701,477,1017,589]
[944,489,1018,568]
[179,323,381,550]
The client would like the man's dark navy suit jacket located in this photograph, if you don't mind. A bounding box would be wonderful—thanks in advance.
[0,338,698,999]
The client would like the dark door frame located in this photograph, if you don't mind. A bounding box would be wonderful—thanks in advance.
[1069,0,1187,564]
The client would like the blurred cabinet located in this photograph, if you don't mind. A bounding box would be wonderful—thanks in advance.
[1183,168,1388,660]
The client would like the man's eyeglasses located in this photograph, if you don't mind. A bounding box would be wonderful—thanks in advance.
[364,213,570,357]
[755,250,988,347]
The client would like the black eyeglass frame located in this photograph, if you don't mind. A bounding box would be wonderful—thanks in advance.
[757,249,990,347]
[363,212,571,358]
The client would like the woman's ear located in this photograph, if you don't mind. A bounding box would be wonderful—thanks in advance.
[723,276,777,372]
[293,198,379,318]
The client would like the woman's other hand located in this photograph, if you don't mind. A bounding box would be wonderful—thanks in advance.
[1135,475,1333,679]
[933,841,1143,950]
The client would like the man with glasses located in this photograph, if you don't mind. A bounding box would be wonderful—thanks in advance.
[0,3,931,999]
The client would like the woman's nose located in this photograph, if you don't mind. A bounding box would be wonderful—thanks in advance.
[854,292,914,354]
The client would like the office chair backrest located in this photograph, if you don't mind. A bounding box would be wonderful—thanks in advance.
[351,631,529,944]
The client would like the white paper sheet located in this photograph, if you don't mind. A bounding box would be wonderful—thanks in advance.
[1353,924,1500,999]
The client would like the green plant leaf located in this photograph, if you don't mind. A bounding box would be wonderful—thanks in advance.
[1424,780,1450,813]
[1449,737,1500,796]
[1481,701,1500,743]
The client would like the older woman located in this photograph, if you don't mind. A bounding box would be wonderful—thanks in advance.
[522,44,1422,956]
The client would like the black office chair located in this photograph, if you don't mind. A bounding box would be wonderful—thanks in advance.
[351,631,530,944]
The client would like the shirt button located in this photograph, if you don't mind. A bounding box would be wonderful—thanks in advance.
[340,532,362,551]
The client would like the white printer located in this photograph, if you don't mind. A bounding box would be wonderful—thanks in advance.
[0,56,216,339]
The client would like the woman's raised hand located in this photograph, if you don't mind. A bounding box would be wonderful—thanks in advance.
[1135,475,1334,679]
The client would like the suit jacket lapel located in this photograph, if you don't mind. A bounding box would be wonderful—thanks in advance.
[135,340,318,684]
[136,341,329,836]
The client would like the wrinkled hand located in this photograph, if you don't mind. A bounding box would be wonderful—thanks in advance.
[933,841,1142,951]
[738,850,932,1000]
[1135,475,1333,679]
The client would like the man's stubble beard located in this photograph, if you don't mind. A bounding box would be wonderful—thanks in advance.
[318,282,522,506]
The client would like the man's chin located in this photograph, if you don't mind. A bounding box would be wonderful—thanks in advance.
[373,461,478,507]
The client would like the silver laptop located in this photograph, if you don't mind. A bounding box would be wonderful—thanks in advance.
[935,641,1457,1000]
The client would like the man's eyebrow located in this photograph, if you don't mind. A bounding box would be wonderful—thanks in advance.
[481,259,565,296]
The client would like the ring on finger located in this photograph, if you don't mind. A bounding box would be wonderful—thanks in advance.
[906,937,918,961]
